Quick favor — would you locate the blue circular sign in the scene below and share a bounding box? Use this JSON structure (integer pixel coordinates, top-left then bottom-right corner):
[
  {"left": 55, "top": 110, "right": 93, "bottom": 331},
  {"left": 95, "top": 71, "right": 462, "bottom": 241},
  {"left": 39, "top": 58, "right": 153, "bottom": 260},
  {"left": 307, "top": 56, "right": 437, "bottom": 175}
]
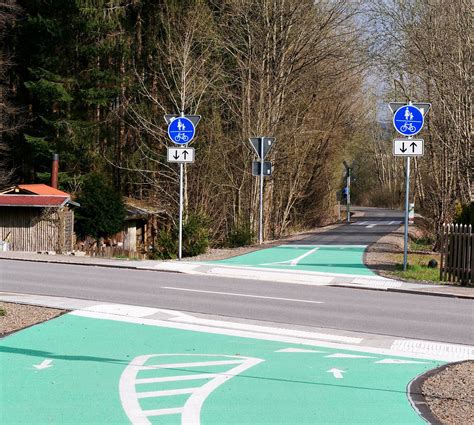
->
[
  {"left": 168, "top": 117, "right": 195, "bottom": 145},
  {"left": 393, "top": 105, "right": 424, "bottom": 136}
]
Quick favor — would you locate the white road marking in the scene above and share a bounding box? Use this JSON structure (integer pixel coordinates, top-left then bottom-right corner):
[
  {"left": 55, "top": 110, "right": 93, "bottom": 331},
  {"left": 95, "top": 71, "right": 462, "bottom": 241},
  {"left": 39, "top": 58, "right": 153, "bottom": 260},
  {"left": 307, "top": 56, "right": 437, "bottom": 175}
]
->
[
  {"left": 161, "top": 287, "right": 324, "bottom": 304},
  {"left": 71, "top": 310, "right": 473, "bottom": 362},
  {"left": 325, "top": 353, "right": 375, "bottom": 359},
  {"left": 366, "top": 224, "right": 376, "bottom": 228},
  {"left": 275, "top": 348, "right": 326, "bottom": 353},
  {"left": 135, "top": 374, "right": 219, "bottom": 385},
  {"left": 33, "top": 359, "right": 53, "bottom": 370},
  {"left": 137, "top": 388, "right": 197, "bottom": 398},
  {"left": 327, "top": 368, "right": 345, "bottom": 379},
  {"left": 375, "top": 359, "right": 430, "bottom": 364},
  {"left": 143, "top": 407, "right": 183, "bottom": 417},
  {"left": 171, "top": 317, "right": 361, "bottom": 344},
  {"left": 119, "top": 354, "right": 263, "bottom": 425},
  {"left": 390, "top": 340, "right": 474, "bottom": 359},
  {"left": 138, "top": 359, "right": 243, "bottom": 370},
  {"left": 261, "top": 247, "right": 319, "bottom": 266}
]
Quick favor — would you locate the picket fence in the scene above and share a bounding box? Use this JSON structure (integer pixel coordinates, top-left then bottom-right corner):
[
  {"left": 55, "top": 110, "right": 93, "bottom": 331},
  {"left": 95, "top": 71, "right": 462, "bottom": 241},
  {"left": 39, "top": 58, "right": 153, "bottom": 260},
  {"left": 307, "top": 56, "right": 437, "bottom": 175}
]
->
[{"left": 440, "top": 223, "right": 473, "bottom": 285}]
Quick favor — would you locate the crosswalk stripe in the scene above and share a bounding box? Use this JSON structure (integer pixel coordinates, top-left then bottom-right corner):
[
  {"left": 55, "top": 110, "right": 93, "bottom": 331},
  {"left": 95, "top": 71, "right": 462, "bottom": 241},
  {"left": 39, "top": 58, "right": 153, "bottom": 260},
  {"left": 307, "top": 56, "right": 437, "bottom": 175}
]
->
[
  {"left": 137, "top": 388, "right": 198, "bottom": 398},
  {"left": 143, "top": 407, "right": 183, "bottom": 417},
  {"left": 135, "top": 373, "right": 218, "bottom": 385}
]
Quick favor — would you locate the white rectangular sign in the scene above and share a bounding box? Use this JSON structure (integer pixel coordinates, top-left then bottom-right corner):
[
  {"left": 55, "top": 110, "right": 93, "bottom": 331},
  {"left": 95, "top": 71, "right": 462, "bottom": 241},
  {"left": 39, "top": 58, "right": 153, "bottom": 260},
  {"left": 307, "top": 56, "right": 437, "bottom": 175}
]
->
[
  {"left": 167, "top": 147, "right": 195, "bottom": 163},
  {"left": 393, "top": 139, "right": 424, "bottom": 157}
]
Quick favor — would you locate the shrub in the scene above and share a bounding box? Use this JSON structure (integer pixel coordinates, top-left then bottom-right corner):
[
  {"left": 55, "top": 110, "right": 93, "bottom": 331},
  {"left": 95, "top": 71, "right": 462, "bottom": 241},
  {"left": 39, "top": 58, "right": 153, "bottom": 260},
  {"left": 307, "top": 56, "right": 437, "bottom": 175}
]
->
[
  {"left": 454, "top": 202, "right": 474, "bottom": 226},
  {"left": 149, "top": 213, "right": 210, "bottom": 259},
  {"left": 182, "top": 213, "right": 210, "bottom": 257},
  {"left": 75, "top": 174, "right": 125, "bottom": 240},
  {"left": 227, "top": 223, "right": 253, "bottom": 247}
]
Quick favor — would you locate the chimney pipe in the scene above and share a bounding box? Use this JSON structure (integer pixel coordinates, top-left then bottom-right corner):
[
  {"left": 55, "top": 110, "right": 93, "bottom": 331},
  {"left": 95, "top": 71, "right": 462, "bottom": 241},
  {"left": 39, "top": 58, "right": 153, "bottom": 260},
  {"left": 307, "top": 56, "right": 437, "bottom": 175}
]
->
[{"left": 51, "top": 153, "right": 59, "bottom": 189}]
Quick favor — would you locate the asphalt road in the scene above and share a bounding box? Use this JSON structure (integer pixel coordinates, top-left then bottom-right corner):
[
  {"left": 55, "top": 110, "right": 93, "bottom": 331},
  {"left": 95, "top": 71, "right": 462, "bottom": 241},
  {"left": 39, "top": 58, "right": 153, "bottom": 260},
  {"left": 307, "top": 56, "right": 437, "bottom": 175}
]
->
[
  {"left": 289, "top": 206, "right": 405, "bottom": 245},
  {"left": 1, "top": 263, "right": 472, "bottom": 345},
  {"left": 0, "top": 207, "right": 472, "bottom": 345}
]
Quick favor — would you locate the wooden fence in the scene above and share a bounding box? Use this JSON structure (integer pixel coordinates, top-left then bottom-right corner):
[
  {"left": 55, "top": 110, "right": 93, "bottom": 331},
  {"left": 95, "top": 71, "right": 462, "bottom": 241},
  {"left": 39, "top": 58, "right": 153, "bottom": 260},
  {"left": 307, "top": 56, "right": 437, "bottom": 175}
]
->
[
  {"left": 83, "top": 245, "right": 146, "bottom": 260},
  {"left": 440, "top": 223, "right": 473, "bottom": 285}
]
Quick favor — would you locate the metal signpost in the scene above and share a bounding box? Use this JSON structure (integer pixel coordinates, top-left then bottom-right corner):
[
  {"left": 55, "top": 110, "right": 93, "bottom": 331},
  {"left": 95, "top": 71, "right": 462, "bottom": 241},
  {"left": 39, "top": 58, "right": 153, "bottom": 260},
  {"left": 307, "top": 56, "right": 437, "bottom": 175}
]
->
[
  {"left": 249, "top": 137, "right": 275, "bottom": 244},
  {"left": 166, "top": 113, "right": 200, "bottom": 260},
  {"left": 343, "top": 161, "right": 352, "bottom": 223},
  {"left": 390, "top": 102, "right": 430, "bottom": 271}
]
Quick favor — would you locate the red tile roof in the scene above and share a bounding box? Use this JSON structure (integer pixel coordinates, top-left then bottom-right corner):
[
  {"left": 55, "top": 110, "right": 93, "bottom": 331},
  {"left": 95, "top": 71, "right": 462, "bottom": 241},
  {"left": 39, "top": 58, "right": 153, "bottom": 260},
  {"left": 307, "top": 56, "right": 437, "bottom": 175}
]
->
[
  {"left": 0, "top": 195, "right": 69, "bottom": 207},
  {"left": 17, "top": 184, "right": 70, "bottom": 196}
]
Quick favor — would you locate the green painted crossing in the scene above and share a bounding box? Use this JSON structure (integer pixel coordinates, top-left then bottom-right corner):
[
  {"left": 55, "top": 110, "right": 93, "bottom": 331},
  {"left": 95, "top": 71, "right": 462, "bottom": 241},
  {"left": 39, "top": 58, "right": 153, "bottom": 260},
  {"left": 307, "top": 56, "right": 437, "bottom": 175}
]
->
[
  {"left": 212, "top": 245, "right": 376, "bottom": 276},
  {"left": 0, "top": 312, "right": 442, "bottom": 424}
]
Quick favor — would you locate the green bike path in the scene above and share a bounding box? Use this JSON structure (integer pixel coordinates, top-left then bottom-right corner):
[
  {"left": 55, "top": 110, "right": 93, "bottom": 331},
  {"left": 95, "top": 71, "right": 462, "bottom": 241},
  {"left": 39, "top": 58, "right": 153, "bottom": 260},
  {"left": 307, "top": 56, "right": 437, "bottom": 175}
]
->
[
  {"left": 211, "top": 245, "right": 376, "bottom": 276},
  {"left": 1, "top": 311, "right": 442, "bottom": 424}
]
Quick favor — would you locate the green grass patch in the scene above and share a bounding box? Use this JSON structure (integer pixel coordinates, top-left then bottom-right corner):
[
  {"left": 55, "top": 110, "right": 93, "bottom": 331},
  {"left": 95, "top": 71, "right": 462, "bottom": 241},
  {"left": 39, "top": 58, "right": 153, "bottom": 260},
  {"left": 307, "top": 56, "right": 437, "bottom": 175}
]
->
[
  {"left": 389, "top": 253, "right": 441, "bottom": 283},
  {"left": 0, "top": 307, "right": 6, "bottom": 316},
  {"left": 409, "top": 237, "right": 434, "bottom": 252}
]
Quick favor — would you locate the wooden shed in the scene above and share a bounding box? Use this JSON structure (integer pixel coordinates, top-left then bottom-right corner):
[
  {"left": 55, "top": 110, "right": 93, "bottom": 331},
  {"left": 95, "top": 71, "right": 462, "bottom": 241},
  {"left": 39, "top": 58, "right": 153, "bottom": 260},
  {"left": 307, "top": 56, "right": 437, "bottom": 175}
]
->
[{"left": 0, "top": 184, "right": 78, "bottom": 252}]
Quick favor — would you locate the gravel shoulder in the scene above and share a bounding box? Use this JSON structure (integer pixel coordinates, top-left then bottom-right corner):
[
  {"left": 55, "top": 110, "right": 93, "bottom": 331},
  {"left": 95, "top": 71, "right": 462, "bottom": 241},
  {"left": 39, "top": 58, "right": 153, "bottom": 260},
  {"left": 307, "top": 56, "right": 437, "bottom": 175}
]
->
[{"left": 0, "top": 301, "right": 65, "bottom": 336}]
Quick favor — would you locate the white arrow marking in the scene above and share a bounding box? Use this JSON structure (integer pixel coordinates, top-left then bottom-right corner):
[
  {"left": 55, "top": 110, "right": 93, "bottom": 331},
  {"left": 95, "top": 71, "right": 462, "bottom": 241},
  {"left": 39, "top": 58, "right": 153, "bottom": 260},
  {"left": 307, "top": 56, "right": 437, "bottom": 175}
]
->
[
  {"left": 325, "top": 353, "right": 375, "bottom": 359},
  {"left": 34, "top": 359, "right": 53, "bottom": 370},
  {"left": 375, "top": 359, "right": 429, "bottom": 364},
  {"left": 275, "top": 348, "right": 325, "bottom": 354},
  {"left": 327, "top": 368, "right": 345, "bottom": 379}
]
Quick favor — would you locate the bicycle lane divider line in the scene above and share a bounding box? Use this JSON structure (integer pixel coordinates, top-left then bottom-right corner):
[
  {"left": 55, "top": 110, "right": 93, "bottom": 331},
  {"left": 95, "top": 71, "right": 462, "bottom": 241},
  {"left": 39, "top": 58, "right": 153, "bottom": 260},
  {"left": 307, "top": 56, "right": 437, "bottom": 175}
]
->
[{"left": 260, "top": 247, "right": 320, "bottom": 266}]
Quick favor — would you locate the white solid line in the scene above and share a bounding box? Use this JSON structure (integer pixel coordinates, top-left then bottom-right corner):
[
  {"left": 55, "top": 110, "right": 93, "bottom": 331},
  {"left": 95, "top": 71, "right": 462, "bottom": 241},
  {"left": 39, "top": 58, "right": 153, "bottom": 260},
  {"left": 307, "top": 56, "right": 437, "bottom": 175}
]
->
[
  {"left": 375, "top": 359, "right": 429, "bottom": 364},
  {"left": 161, "top": 287, "right": 324, "bottom": 304},
  {"left": 144, "top": 407, "right": 183, "bottom": 417},
  {"left": 262, "top": 247, "right": 319, "bottom": 266},
  {"left": 139, "top": 360, "right": 243, "bottom": 370},
  {"left": 135, "top": 374, "right": 218, "bottom": 385},
  {"left": 325, "top": 353, "right": 375, "bottom": 359},
  {"left": 276, "top": 348, "right": 326, "bottom": 353},
  {"left": 137, "top": 388, "right": 197, "bottom": 398},
  {"left": 172, "top": 317, "right": 362, "bottom": 344},
  {"left": 72, "top": 310, "right": 473, "bottom": 362}
]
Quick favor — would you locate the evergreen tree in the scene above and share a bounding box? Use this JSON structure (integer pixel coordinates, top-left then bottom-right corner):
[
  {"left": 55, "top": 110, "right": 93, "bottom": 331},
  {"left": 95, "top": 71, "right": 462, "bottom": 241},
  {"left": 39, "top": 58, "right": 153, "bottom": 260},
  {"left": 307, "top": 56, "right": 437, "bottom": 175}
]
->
[{"left": 75, "top": 174, "right": 125, "bottom": 240}]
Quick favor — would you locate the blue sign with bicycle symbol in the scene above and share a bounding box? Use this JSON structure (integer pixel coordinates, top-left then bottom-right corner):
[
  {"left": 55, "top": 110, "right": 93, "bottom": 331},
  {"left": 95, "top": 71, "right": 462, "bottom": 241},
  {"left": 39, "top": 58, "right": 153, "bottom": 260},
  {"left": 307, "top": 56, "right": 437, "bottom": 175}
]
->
[
  {"left": 393, "top": 105, "right": 424, "bottom": 136},
  {"left": 168, "top": 117, "right": 195, "bottom": 145}
]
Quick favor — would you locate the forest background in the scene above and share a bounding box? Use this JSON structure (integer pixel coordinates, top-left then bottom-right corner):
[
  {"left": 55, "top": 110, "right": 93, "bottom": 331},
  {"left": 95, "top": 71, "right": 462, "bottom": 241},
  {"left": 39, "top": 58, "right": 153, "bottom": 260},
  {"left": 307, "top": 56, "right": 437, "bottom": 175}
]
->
[{"left": 1, "top": 0, "right": 471, "bottom": 254}]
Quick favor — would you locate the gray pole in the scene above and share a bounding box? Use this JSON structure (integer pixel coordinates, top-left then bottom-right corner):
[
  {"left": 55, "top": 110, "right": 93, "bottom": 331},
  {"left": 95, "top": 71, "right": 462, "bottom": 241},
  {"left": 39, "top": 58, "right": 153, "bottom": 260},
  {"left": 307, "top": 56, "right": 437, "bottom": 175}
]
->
[
  {"left": 259, "top": 137, "right": 264, "bottom": 244},
  {"left": 178, "top": 111, "right": 185, "bottom": 260},
  {"left": 346, "top": 168, "right": 351, "bottom": 223},
  {"left": 403, "top": 156, "right": 411, "bottom": 271}
]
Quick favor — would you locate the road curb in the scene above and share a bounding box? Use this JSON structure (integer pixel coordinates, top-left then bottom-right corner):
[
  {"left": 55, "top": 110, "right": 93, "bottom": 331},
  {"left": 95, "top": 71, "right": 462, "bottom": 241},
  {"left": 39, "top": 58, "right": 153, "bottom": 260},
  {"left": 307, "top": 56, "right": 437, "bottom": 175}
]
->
[
  {"left": 406, "top": 360, "right": 469, "bottom": 425},
  {"left": 327, "top": 284, "right": 473, "bottom": 300},
  {"left": 0, "top": 255, "right": 185, "bottom": 274}
]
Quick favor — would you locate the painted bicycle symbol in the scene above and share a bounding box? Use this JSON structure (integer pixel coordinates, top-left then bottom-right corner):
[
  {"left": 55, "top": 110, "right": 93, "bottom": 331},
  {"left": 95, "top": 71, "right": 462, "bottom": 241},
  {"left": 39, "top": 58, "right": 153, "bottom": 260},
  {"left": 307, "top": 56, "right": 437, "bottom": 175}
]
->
[
  {"left": 400, "top": 122, "right": 416, "bottom": 133},
  {"left": 174, "top": 132, "right": 189, "bottom": 142}
]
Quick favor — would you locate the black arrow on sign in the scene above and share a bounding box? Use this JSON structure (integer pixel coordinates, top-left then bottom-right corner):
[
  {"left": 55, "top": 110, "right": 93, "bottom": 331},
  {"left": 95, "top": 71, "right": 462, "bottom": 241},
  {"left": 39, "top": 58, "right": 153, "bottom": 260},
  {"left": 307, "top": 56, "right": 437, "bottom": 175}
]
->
[
  {"left": 400, "top": 142, "right": 407, "bottom": 153},
  {"left": 410, "top": 142, "right": 417, "bottom": 153},
  {"left": 183, "top": 150, "right": 188, "bottom": 159},
  {"left": 173, "top": 151, "right": 179, "bottom": 160}
]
